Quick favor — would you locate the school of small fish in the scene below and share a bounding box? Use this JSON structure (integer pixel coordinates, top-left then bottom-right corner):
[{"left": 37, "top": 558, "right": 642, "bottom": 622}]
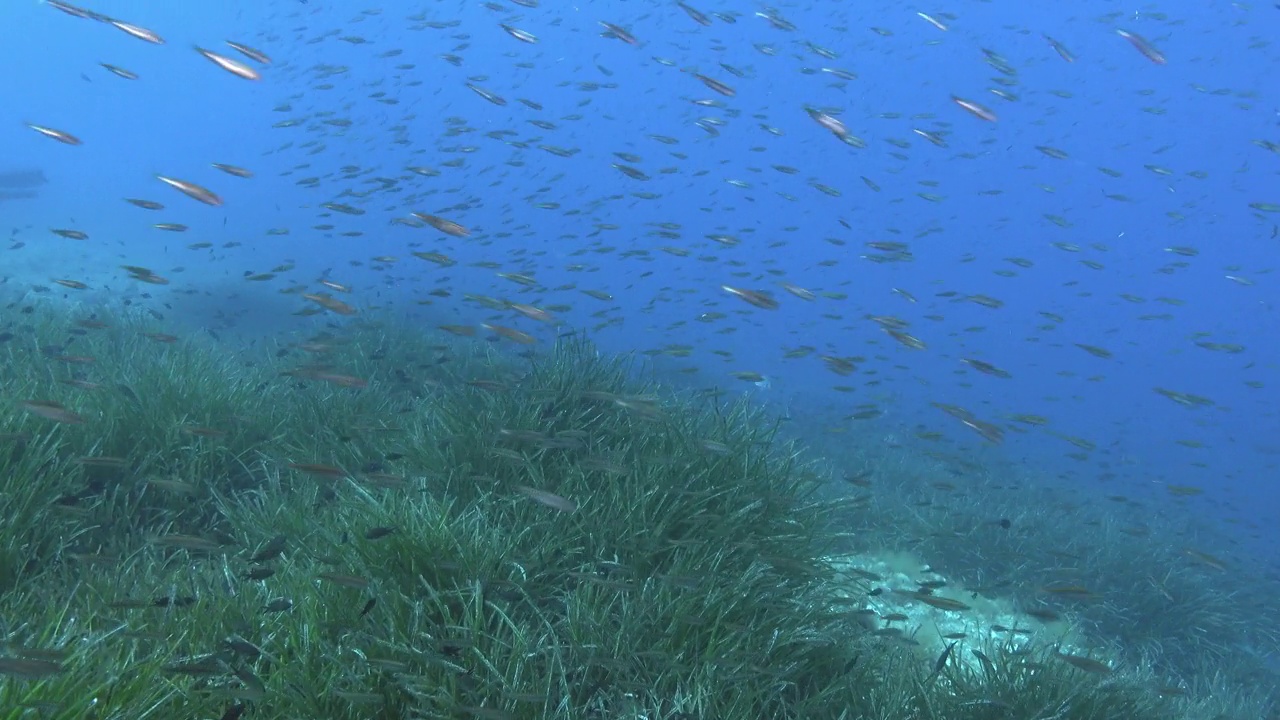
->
[{"left": 7, "top": 0, "right": 1278, "bottom": 595}]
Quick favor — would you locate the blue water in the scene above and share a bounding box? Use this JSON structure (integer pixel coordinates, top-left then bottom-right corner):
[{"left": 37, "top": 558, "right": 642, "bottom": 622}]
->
[{"left": 2, "top": 0, "right": 1277, "bottom": 578}]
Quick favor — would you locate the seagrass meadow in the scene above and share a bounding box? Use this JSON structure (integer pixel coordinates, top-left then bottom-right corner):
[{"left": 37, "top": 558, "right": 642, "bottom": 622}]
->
[{"left": 0, "top": 304, "right": 1276, "bottom": 720}]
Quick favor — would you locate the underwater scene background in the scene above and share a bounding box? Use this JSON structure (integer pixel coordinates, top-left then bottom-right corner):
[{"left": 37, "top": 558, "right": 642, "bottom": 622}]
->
[{"left": 1, "top": 1, "right": 1278, "bottom": 718}]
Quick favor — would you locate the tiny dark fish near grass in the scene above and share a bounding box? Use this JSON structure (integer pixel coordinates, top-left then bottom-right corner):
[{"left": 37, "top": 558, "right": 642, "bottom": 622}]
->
[
  {"left": 318, "top": 572, "right": 370, "bottom": 589},
  {"left": 250, "top": 534, "right": 286, "bottom": 563},
  {"left": 514, "top": 485, "right": 577, "bottom": 512},
  {"left": 928, "top": 641, "right": 957, "bottom": 681},
  {"left": 21, "top": 400, "right": 85, "bottom": 424},
  {"left": 0, "top": 656, "right": 65, "bottom": 679}
]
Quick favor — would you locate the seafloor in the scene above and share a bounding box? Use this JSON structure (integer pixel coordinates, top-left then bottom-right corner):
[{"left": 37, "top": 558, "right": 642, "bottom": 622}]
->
[{"left": 0, "top": 302, "right": 1275, "bottom": 720}]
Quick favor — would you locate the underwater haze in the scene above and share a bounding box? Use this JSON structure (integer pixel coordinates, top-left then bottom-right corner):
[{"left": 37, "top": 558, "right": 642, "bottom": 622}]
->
[{"left": 1, "top": 1, "right": 1279, "bottom": 718}]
